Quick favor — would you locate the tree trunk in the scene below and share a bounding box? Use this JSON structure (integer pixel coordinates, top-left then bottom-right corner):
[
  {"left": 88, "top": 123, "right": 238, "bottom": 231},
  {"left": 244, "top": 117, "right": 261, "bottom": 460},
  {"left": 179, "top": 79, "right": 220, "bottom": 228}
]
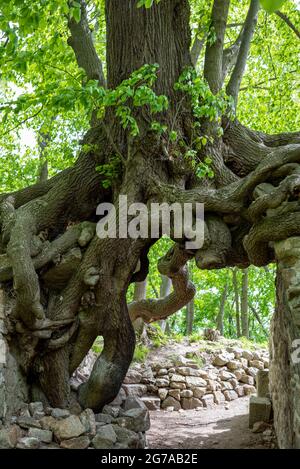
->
[
  {"left": 241, "top": 268, "right": 249, "bottom": 338},
  {"left": 0, "top": 0, "right": 193, "bottom": 414},
  {"left": 133, "top": 279, "right": 148, "bottom": 335},
  {"left": 216, "top": 281, "right": 228, "bottom": 336},
  {"left": 186, "top": 298, "right": 195, "bottom": 336},
  {"left": 232, "top": 268, "right": 241, "bottom": 337},
  {"left": 159, "top": 275, "right": 172, "bottom": 333}
]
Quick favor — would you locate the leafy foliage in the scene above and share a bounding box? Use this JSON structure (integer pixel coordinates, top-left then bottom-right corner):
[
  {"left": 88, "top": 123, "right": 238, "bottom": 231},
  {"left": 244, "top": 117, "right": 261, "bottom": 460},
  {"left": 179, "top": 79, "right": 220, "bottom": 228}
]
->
[{"left": 260, "top": 0, "right": 287, "bottom": 14}]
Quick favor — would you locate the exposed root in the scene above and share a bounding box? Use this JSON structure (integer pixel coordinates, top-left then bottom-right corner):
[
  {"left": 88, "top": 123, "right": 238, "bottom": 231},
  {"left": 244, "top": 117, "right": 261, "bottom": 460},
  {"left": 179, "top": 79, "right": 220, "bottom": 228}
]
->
[{"left": 129, "top": 243, "right": 195, "bottom": 323}]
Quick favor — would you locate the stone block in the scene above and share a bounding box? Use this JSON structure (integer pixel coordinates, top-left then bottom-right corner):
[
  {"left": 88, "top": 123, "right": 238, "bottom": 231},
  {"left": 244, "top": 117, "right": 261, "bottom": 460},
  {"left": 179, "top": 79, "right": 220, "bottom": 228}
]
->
[
  {"left": 249, "top": 396, "right": 272, "bottom": 428},
  {"left": 256, "top": 370, "right": 270, "bottom": 398}
]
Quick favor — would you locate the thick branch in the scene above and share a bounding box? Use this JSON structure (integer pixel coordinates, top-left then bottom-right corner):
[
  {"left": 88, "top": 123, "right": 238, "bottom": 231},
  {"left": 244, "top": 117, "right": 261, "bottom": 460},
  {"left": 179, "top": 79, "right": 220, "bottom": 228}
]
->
[
  {"left": 190, "top": 36, "right": 205, "bottom": 67},
  {"left": 227, "top": 0, "right": 260, "bottom": 108},
  {"left": 275, "top": 10, "right": 300, "bottom": 40},
  {"left": 222, "top": 27, "right": 244, "bottom": 81},
  {"left": 204, "top": 0, "right": 230, "bottom": 93},
  {"left": 68, "top": 0, "right": 106, "bottom": 86},
  {"left": 128, "top": 244, "right": 195, "bottom": 323}
]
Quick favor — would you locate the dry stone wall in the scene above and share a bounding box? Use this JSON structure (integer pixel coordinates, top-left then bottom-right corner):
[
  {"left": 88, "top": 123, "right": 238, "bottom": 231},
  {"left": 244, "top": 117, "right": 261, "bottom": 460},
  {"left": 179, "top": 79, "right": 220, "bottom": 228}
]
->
[
  {"left": 0, "top": 395, "right": 148, "bottom": 449},
  {"left": 122, "top": 347, "right": 269, "bottom": 411}
]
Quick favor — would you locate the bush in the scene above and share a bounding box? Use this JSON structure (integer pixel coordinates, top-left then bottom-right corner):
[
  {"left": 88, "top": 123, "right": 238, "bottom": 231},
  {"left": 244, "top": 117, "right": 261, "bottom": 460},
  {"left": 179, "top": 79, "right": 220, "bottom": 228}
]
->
[{"left": 133, "top": 344, "right": 149, "bottom": 362}]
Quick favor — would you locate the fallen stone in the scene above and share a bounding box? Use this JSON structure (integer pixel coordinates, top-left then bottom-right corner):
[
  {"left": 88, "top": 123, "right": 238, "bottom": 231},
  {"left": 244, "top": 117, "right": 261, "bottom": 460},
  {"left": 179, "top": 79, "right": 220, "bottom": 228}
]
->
[
  {"left": 213, "top": 391, "right": 225, "bottom": 404},
  {"left": 249, "top": 360, "right": 264, "bottom": 370},
  {"left": 169, "top": 382, "right": 186, "bottom": 390},
  {"left": 60, "top": 435, "right": 90, "bottom": 449},
  {"left": 233, "top": 348, "right": 243, "bottom": 359},
  {"left": 236, "top": 386, "right": 245, "bottom": 397},
  {"left": 249, "top": 396, "right": 272, "bottom": 428},
  {"left": 223, "top": 390, "right": 238, "bottom": 401},
  {"left": 156, "top": 368, "right": 168, "bottom": 376},
  {"left": 124, "top": 370, "right": 142, "bottom": 384},
  {"left": 234, "top": 369, "right": 245, "bottom": 381},
  {"left": 102, "top": 405, "right": 120, "bottom": 418},
  {"left": 186, "top": 376, "right": 207, "bottom": 388},
  {"left": 172, "top": 355, "right": 188, "bottom": 367},
  {"left": 252, "top": 421, "right": 271, "bottom": 434},
  {"left": 168, "top": 389, "right": 181, "bottom": 401},
  {"left": 180, "top": 389, "right": 193, "bottom": 398},
  {"left": 229, "top": 378, "right": 239, "bottom": 389},
  {"left": 161, "top": 396, "right": 181, "bottom": 411},
  {"left": 158, "top": 388, "right": 168, "bottom": 400},
  {"left": 0, "top": 425, "right": 22, "bottom": 449},
  {"left": 243, "top": 384, "right": 256, "bottom": 395},
  {"left": 240, "top": 375, "right": 254, "bottom": 385},
  {"left": 17, "top": 416, "right": 42, "bottom": 429},
  {"left": 118, "top": 408, "right": 150, "bottom": 432},
  {"left": 181, "top": 397, "right": 202, "bottom": 410},
  {"left": 123, "top": 396, "right": 146, "bottom": 411},
  {"left": 147, "top": 384, "right": 158, "bottom": 393},
  {"left": 112, "top": 425, "right": 139, "bottom": 448},
  {"left": 32, "top": 411, "right": 45, "bottom": 420},
  {"left": 17, "top": 437, "right": 40, "bottom": 449},
  {"left": 28, "top": 428, "right": 53, "bottom": 443},
  {"left": 122, "top": 384, "right": 147, "bottom": 397},
  {"left": 51, "top": 408, "right": 70, "bottom": 419},
  {"left": 95, "top": 413, "right": 112, "bottom": 424},
  {"left": 192, "top": 387, "right": 206, "bottom": 399},
  {"left": 176, "top": 367, "right": 207, "bottom": 378},
  {"left": 53, "top": 415, "right": 86, "bottom": 440},
  {"left": 252, "top": 351, "right": 262, "bottom": 360},
  {"left": 92, "top": 425, "right": 117, "bottom": 449},
  {"left": 212, "top": 353, "right": 233, "bottom": 367},
  {"left": 80, "top": 408, "right": 96, "bottom": 436},
  {"left": 155, "top": 378, "right": 170, "bottom": 387},
  {"left": 29, "top": 402, "right": 44, "bottom": 416},
  {"left": 141, "top": 396, "right": 160, "bottom": 411},
  {"left": 40, "top": 416, "right": 57, "bottom": 431},
  {"left": 201, "top": 394, "right": 215, "bottom": 407},
  {"left": 242, "top": 350, "right": 253, "bottom": 361},
  {"left": 246, "top": 367, "right": 258, "bottom": 378},
  {"left": 221, "top": 381, "right": 233, "bottom": 390},
  {"left": 219, "top": 370, "right": 235, "bottom": 381},
  {"left": 169, "top": 374, "right": 186, "bottom": 383},
  {"left": 227, "top": 360, "right": 240, "bottom": 371}
]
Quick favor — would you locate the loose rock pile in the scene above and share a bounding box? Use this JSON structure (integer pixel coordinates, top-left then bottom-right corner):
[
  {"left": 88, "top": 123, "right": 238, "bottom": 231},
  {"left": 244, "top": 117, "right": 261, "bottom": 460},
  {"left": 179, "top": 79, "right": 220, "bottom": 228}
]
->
[
  {"left": 122, "top": 347, "right": 269, "bottom": 412},
  {"left": 0, "top": 396, "right": 149, "bottom": 449}
]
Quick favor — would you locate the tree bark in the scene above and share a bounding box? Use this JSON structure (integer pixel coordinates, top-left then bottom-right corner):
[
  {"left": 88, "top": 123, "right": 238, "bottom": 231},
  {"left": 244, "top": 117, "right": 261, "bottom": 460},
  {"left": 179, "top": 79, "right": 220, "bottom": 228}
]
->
[
  {"left": 186, "top": 298, "right": 195, "bottom": 336},
  {"left": 232, "top": 268, "right": 241, "bottom": 337},
  {"left": 241, "top": 268, "right": 249, "bottom": 338},
  {"left": 216, "top": 281, "right": 228, "bottom": 336},
  {"left": 133, "top": 279, "right": 148, "bottom": 335},
  {"left": 159, "top": 275, "right": 172, "bottom": 333}
]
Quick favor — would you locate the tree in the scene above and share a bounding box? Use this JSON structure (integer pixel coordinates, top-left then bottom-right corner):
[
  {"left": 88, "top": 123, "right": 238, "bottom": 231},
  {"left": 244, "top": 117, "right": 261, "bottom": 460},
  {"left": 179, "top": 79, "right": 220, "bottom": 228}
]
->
[
  {"left": 216, "top": 280, "right": 228, "bottom": 335},
  {"left": 241, "top": 268, "right": 249, "bottom": 338},
  {"left": 232, "top": 268, "right": 241, "bottom": 337},
  {"left": 0, "top": 0, "right": 300, "bottom": 444}
]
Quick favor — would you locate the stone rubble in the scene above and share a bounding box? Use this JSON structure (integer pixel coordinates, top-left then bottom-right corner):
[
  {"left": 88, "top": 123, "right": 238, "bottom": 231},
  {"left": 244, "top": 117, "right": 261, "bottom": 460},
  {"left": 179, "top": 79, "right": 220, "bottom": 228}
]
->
[
  {"left": 0, "top": 395, "right": 148, "bottom": 449},
  {"left": 122, "top": 346, "right": 269, "bottom": 412}
]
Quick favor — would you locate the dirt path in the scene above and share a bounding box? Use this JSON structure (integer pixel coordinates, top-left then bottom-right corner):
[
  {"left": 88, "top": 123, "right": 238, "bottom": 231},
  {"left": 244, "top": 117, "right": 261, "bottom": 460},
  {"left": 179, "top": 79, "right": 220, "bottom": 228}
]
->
[{"left": 147, "top": 397, "right": 267, "bottom": 449}]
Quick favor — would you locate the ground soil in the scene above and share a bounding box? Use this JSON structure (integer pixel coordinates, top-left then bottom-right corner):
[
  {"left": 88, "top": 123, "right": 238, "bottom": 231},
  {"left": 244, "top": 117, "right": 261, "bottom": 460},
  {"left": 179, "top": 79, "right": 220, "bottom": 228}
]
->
[{"left": 147, "top": 396, "right": 268, "bottom": 449}]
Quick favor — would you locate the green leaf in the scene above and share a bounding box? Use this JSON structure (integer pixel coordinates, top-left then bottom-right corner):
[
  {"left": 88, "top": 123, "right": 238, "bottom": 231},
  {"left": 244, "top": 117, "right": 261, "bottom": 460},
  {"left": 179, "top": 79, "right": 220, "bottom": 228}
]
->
[
  {"left": 169, "top": 130, "right": 178, "bottom": 142},
  {"left": 259, "top": 0, "right": 287, "bottom": 14}
]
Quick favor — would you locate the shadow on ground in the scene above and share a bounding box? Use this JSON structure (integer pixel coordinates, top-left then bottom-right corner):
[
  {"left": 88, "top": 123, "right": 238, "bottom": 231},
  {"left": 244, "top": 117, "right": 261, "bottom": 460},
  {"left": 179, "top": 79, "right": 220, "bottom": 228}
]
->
[{"left": 147, "top": 396, "right": 266, "bottom": 449}]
